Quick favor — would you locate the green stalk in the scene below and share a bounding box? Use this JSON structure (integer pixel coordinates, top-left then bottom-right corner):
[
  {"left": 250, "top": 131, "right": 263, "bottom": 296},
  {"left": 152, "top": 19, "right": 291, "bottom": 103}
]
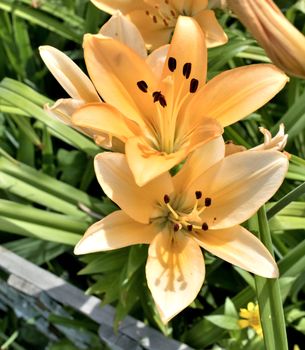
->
[{"left": 255, "top": 206, "right": 288, "bottom": 350}]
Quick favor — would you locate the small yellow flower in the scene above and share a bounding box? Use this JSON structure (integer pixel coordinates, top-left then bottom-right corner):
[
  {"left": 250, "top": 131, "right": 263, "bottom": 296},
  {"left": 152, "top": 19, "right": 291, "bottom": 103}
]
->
[
  {"left": 227, "top": 0, "right": 305, "bottom": 79},
  {"left": 238, "top": 302, "right": 262, "bottom": 337},
  {"left": 91, "top": 0, "right": 228, "bottom": 50},
  {"left": 74, "top": 137, "right": 288, "bottom": 323}
]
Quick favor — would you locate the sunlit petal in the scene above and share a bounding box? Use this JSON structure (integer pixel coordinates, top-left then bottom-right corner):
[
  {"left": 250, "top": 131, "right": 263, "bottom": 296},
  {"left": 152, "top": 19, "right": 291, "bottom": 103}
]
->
[
  {"left": 194, "top": 10, "right": 228, "bottom": 48},
  {"left": 99, "top": 11, "right": 147, "bottom": 58},
  {"left": 186, "top": 64, "right": 288, "bottom": 128},
  {"left": 173, "top": 136, "right": 225, "bottom": 192},
  {"left": 74, "top": 210, "right": 157, "bottom": 254},
  {"left": 187, "top": 150, "right": 288, "bottom": 229},
  {"left": 39, "top": 46, "right": 100, "bottom": 102},
  {"left": 83, "top": 33, "right": 157, "bottom": 127},
  {"left": 128, "top": 9, "right": 173, "bottom": 50},
  {"left": 90, "top": 0, "right": 145, "bottom": 14},
  {"left": 94, "top": 152, "right": 173, "bottom": 224},
  {"left": 125, "top": 136, "right": 188, "bottom": 187},
  {"left": 72, "top": 103, "right": 141, "bottom": 143},
  {"left": 44, "top": 98, "right": 84, "bottom": 126},
  {"left": 193, "top": 225, "right": 278, "bottom": 278},
  {"left": 146, "top": 231, "right": 205, "bottom": 323},
  {"left": 146, "top": 44, "right": 169, "bottom": 81}
]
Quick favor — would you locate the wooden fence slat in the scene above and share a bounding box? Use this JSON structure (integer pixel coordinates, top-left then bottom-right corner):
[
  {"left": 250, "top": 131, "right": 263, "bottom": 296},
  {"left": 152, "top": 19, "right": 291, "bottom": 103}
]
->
[{"left": 0, "top": 246, "right": 192, "bottom": 350}]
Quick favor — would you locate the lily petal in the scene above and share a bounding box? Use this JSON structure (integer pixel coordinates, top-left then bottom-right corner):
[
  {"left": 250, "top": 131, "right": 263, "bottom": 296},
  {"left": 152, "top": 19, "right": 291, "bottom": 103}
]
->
[
  {"left": 193, "top": 225, "right": 278, "bottom": 278},
  {"left": 72, "top": 103, "right": 141, "bottom": 143},
  {"left": 99, "top": 11, "right": 147, "bottom": 58},
  {"left": 169, "top": 0, "right": 208, "bottom": 15},
  {"left": 128, "top": 9, "right": 173, "bottom": 50},
  {"left": 74, "top": 210, "right": 156, "bottom": 254},
  {"left": 39, "top": 46, "right": 100, "bottom": 102},
  {"left": 83, "top": 33, "right": 157, "bottom": 127},
  {"left": 194, "top": 9, "right": 228, "bottom": 48},
  {"left": 94, "top": 152, "right": 173, "bottom": 224},
  {"left": 161, "top": 16, "right": 207, "bottom": 97},
  {"left": 125, "top": 136, "right": 188, "bottom": 187},
  {"left": 186, "top": 64, "right": 288, "bottom": 128},
  {"left": 44, "top": 98, "right": 84, "bottom": 126},
  {"left": 187, "top": 150, "right": 288, "bottom": 229},
  {"left": 90, "top": 0, "right": 145, "bottom": 14},
  {"left": 146, "top": 231, "right": 205, "bottom": 323},
  {"left": 174, "top": 136, "right": 225, "bottom": 192},
  {"left": 146, "top": 44, "right": 169, "bottom": 81}
]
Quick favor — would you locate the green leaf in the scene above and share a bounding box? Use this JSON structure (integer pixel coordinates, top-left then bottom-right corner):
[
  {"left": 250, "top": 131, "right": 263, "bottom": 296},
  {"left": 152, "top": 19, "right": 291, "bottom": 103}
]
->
[{"left": 205, "top": 315, "right": 240, "bottom": 331}]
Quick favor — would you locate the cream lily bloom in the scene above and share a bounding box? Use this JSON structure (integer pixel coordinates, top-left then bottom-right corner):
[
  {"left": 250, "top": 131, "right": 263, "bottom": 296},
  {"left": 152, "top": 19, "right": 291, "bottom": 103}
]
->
[
  {"left": 227, "top": 0, "right": 305, "bottom": 79},
  {"left": 74, "top": 137, "right": 288, "bottom": 323},
  {"left": 91, "top": 0, "right": 228, "bottom": 49},
  {"left": 72, "top": 16, "right": 288, "bottom": 186}
]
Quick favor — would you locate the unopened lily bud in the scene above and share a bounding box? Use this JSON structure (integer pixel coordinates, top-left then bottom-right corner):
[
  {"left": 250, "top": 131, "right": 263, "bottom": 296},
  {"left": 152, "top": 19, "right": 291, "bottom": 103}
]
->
[{"left": 227, "top": 0, "right": 305, "bottom": 79}]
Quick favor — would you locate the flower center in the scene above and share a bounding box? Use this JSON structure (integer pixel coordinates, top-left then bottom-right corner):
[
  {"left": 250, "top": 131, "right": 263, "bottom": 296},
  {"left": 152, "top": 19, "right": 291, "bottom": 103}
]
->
[
  {"left": 136, "top": 56, "right": 199, "bottom": 154},
  {"left": 159, "top": 191, "right": 212, "bottom": 233},
  {"left": 145, "top": 0, "right": 178, "bottom": 28}
]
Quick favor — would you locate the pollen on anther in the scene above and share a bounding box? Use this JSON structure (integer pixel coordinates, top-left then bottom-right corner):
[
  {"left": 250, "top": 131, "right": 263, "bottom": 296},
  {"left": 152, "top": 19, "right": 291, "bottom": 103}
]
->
[
  {"left": 164, "top": 194, "right": 170, "bottom": 204},
  {"left": 183, "top": 63, "right": 192, "bottom": 79},
  {"left": 205, "top": 197, "right": 212, "bottom": 207},
  {"left": 168, "top": 57, "right": 177, "bottom": 72},
  {"left": 190, "top": 78, "right": 199, "bottom": 93},
  {"left": 137, "top": 80, "right": 148, "bottom": 93},
  {"left": 187, "top": 224, "right": 193, "bottom": 232},
  {"left": 174, "top": 223, "right": 180, "bottom": 232},
  {"left": 195, "top": 191, "right": 202, "bottom": 199},
  {"left": 202, "top": 223, "right": 209, "bottom": 231}
]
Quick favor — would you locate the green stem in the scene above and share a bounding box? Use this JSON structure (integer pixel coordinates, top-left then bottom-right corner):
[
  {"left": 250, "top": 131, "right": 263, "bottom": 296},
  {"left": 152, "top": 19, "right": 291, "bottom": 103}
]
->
[{"left": 255, "top": 206, "right": 288, "bottom": 350}]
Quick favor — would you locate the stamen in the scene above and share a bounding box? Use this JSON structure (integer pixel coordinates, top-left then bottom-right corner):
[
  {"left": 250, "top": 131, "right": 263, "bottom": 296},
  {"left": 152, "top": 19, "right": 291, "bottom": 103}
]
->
[
  {"left": 183, "top": 63, "right": 192, "bottom": 79},
  {"left": 190, "top": 78, "right": 199, "bottom": 93},
  {"left": 164, "top": 194, "right": 170, "bottom": 204},
  {"left": 202, "top": 223, "right": 209, "bottom": 231},
  {"left": 168, "top": 57, "right": 177, "bottom": 72},
  {"left": 152, "top": 91, "right": 167, "bottom": 108},
  {"left": 205, "top": 197, "right": 212, "bottom": 207},
  {"left": 174, "top": 223, "right": 180, "bottom": 232},
  {"left": 195, "top": 191, "right": 202, "bottom": 199},
  {"left": 137, "top": 80, "right": 148, "bottom": 93},
  {"left": 153, "top": 15, "right": 157, "bottom": 23},
  {"left": 187, "top": 224, "right": 193, "bottom": 231}
]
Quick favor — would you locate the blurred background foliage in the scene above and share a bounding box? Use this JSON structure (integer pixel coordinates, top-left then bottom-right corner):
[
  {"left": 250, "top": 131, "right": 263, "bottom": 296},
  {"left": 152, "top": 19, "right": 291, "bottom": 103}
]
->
[{"left": 0, "top": 0, "right": 304, "bottom": 349}]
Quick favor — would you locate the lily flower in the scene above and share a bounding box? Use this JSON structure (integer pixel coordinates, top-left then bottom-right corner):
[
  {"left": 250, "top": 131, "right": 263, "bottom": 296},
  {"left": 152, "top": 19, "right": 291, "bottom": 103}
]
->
[
  {"left": 239, "top": 302, "right": 262, "bottom": 337},
  {"left": 91, "top": 0, "right": 228, "bottom": 50},
  {"left": 72, "top": 16, "right": 288, "bottom": 186},
  {"left": 227, "top": 0, "right": 305, "bottom": 79},
  {"left": 74, "top": 137, "right": 288, "bottom": 323}
]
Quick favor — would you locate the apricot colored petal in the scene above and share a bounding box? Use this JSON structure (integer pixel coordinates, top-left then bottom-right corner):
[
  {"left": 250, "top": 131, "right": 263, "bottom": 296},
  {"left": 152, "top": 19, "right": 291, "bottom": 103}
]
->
[
  {"left": 72, "top": 103, "right": 141, "bottom": 143},
  {"left": 169, "top": 0, "right": 208, "bottom": 14},
  {"left": 74, "top": 210, "right": 156, "bottom": 254},
  {"left": 146, "top": 44, "right": 169, "bottom": 81},
  {"left": 161, "top": 16, "right": 207, "bottom": 96},
  {"left": 90, "top": 0, "right": 145, "bottom": 14},
  {"left": 125, "top": 136, "right": 187, "bottom": 187},
  {"left": 187, "top": 150, "right": 288, "bottom": 229},
  {"left": 128, "top": 9, "right": 173, "bottom": 50},
  {"left": 173, "top": 136, "right": 225, "bottom": 192},
  {"left": 194, "top": 10, "right": 228, "bottom": 48},
  {"left": 193, "top": 225, "right": 278, "bottom": 278},
  {"left": 39, "top": 46, "right": 100, "bottom": 102},
  {"left": 83, "top": 34, "right": 157, "bottom": 127},
  {"left": 186, "top": 64, "right": 288, "bottom": 128},
  {"left": 44, "top": 98, "right": 84, "bottom": 126},
  {"left": 94, "top": 152, "right": 173, "bottom": 224},
  {"left": 146, "top": 231, "right": 205, "bottom": 323},
  {"left": 99, "top": 11, "right": 147, "bottom": 58}
]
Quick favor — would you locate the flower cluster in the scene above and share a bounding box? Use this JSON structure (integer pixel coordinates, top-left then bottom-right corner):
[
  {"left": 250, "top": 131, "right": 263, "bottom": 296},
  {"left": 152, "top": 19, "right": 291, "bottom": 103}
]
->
[{"left": 40, "top": 1, "right": 292, "bottom": 324}]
